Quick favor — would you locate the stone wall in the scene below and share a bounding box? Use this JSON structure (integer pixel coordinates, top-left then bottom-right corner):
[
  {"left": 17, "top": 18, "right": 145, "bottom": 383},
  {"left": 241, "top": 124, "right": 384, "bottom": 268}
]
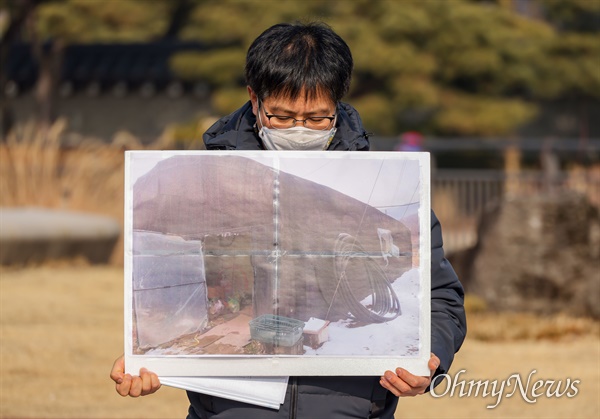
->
[{"left": 462, "top": 191, "right": 600, "bottom": 318}]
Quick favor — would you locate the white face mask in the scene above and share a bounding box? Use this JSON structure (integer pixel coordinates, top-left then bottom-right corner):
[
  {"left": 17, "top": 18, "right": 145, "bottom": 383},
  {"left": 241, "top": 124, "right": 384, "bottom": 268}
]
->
[{"left": 259, "top": 126, "right": 337, "bottom": 151}]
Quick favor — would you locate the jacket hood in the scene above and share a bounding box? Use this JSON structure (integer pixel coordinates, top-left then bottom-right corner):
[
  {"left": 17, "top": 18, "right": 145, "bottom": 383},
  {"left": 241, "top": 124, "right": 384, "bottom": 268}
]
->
[{"left": 202, "top": 101, "right": 370, "bottom": 151}]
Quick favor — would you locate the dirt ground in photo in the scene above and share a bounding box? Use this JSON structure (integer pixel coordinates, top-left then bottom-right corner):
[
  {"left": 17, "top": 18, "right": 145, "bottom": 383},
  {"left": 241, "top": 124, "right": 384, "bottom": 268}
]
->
[{"left": 1, "top": 265, "right": 598, "bottom": 419}]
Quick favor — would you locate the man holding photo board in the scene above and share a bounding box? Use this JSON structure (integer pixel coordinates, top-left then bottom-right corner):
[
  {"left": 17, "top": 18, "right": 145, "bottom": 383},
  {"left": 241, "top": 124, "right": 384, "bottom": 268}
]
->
[{"left": 111, "top": 21, "right": 466, "bottom": 418}]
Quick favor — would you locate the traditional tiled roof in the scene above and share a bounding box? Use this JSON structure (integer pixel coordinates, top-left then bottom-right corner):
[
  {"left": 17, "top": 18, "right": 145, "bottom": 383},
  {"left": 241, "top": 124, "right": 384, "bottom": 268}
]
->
[{"left": 4, "top": 40, "right": 209, "bottom": 96}]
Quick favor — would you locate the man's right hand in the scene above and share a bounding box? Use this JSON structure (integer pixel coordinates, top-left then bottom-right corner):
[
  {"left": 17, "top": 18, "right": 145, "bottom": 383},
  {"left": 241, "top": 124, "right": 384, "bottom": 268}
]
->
[{"left": 110, "top": 354, "right": 161, "bottom": 397}]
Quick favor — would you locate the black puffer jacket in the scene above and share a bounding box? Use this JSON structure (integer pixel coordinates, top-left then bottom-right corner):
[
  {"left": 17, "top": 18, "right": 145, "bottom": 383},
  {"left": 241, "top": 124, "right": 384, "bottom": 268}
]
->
[{"left": 187, "top": 102, "right": 467, "bottom": 419}]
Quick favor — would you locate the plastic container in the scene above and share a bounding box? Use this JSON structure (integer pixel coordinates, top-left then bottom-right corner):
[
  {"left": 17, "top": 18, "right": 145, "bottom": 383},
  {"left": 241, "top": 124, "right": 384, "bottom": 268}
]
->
[{"left": 249, "top": 314, "right": 305, "bottom": 347}]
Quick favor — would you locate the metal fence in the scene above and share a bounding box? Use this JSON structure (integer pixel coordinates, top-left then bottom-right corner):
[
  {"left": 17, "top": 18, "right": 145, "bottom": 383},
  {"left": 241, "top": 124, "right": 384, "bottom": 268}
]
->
[{"left": 431, "top": 168, "right": 600, "bottom": 254}]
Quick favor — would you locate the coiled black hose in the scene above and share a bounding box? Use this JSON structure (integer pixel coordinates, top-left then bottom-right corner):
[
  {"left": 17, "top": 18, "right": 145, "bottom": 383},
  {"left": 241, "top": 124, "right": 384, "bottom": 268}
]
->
[{"left": 332, "top": 233, "right": 401, "bottom": 323}]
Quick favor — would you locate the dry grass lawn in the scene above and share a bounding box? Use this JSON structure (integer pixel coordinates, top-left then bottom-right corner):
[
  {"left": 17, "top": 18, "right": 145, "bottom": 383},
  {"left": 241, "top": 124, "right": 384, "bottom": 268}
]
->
[{"left": 1, "top": 265, "right": 598, "bottom": 419}]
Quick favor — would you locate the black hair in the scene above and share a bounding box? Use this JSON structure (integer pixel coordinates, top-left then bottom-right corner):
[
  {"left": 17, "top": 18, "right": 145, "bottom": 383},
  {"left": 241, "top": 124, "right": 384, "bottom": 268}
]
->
[{"left": 245, "top": 21, "right": 353, "bottom": 104}]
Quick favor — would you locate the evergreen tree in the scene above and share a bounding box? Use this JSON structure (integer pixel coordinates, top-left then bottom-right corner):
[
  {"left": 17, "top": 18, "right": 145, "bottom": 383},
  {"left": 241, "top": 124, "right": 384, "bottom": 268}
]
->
[{"left": 5, "top": 0, "right": 598, "bottom": 138}]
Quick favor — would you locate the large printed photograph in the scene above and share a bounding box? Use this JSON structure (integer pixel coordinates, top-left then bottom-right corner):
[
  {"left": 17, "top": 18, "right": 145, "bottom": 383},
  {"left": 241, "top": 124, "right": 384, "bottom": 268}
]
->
[{"left": 125, "top": 151, "right": 431, "bottom": 376}]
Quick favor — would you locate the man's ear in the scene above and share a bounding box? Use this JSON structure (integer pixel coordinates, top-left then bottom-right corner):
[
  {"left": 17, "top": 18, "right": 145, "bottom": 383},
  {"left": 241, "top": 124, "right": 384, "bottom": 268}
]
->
[{"left": 247, "top": 86, "right": 258, "bottom": 116}]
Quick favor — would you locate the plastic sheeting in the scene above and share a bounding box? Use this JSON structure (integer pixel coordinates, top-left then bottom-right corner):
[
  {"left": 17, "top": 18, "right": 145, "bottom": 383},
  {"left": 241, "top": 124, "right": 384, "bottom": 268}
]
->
[{"left": 132, "top": 230, "right": 208, "bottom": 349}]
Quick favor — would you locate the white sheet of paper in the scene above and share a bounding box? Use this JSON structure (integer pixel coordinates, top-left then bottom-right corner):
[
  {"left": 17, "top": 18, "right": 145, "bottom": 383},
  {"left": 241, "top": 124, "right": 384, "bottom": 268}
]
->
[{"left": 160, "top": 376, "right": 289, "bottom": 410}]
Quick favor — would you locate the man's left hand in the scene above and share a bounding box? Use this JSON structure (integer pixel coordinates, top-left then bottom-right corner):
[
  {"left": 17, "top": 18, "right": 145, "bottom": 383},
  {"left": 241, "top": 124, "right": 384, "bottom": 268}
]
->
[{"left": 379, "top": 353, "right": 440, "bottom": 397}]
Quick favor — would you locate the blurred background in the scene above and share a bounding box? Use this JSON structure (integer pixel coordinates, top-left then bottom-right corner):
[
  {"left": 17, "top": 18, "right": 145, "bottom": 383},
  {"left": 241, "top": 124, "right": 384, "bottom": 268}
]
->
[{"left": 1, "top": 0, "right": 598, "bottom": 418}]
